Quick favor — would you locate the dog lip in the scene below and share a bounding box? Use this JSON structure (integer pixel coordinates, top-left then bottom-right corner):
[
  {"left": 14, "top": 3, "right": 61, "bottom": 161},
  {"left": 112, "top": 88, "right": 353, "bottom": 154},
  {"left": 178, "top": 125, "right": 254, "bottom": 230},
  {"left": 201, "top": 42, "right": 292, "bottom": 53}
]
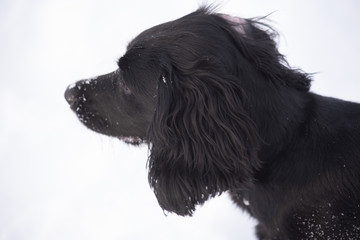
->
[{"left": 118, "top": 136, "right": 146, "bottom": 145}]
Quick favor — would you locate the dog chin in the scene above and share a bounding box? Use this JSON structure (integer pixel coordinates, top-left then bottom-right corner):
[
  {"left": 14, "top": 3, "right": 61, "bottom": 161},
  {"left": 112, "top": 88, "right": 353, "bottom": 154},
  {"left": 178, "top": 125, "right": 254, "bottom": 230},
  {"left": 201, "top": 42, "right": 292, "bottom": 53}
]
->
[{"left": 118, "top": 136, "right": 146, "bottom": 145}]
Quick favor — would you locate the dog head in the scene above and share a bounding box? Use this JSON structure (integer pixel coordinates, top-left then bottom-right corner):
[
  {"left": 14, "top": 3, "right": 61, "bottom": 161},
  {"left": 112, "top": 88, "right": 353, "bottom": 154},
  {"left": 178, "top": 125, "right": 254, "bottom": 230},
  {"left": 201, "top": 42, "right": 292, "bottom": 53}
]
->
[
  {"left": 65, "top": 7, "right": 310, "bottom": 216},
  {"left": 64, "top": 65, "right": 157, "bottom": 145}
]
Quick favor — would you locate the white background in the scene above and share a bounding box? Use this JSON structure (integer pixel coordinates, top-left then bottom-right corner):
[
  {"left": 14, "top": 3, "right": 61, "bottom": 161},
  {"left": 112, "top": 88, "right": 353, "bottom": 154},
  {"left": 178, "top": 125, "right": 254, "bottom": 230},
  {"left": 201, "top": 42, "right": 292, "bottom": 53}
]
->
[{"left": 0, "top": 0, "right": 359, "bottom": 239}]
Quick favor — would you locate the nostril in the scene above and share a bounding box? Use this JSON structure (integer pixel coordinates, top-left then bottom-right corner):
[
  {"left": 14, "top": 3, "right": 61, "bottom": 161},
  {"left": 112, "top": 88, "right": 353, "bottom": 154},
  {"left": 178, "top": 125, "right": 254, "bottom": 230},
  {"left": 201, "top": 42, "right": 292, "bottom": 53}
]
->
[{"left": 64, "top": 84, "right": 77, "bottom": 105}]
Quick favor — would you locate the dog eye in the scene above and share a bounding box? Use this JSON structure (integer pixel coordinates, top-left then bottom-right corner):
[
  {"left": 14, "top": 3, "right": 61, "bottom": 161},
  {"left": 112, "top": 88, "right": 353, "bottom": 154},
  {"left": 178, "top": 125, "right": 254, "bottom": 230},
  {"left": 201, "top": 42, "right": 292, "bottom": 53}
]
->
[
  {"left": 123, "top": 85, "right": 131, "bottom": 95},
  {"left": 118, "top": 80, "right": 131, "bottom": 95}
]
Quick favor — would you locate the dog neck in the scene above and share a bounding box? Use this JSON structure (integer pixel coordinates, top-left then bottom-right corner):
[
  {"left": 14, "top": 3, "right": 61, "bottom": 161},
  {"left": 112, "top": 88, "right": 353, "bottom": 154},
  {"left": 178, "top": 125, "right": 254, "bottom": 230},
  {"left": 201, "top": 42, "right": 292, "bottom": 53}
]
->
[{"left": 246, "top": 82, "right": 311, "bottom": 160}]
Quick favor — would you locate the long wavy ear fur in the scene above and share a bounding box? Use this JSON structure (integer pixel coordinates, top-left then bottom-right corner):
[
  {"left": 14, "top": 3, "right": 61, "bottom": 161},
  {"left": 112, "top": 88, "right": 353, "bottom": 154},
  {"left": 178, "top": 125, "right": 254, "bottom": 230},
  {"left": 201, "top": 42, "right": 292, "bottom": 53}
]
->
[{"left": 147, "top": 59, "right": 261, "bottom": 216}]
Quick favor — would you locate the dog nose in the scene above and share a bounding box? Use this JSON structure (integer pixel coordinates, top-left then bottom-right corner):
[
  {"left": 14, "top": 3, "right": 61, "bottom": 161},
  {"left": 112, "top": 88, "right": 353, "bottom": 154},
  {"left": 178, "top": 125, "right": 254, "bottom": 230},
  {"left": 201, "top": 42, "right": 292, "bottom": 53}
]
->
[{"left": 64, "top": 83, "right": 77, "bottom": 105}]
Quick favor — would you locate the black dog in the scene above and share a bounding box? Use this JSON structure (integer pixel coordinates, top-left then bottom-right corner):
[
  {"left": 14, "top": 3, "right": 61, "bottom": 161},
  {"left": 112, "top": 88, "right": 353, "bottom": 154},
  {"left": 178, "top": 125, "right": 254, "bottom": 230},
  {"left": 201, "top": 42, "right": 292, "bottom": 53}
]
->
[{"left": 65, "top": 7, "right": 360, "bottom": 239}]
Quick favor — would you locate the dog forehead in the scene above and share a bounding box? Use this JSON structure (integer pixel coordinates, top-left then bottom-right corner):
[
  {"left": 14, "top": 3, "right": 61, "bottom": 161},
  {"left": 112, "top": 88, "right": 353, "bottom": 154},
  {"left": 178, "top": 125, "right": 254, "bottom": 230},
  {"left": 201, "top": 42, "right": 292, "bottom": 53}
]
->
[
  {"left": 127, "top": 21, "right": 172, "bottom": 50},
  {"left": 126, "top": 11, "right": 250, "bottom": 53}
]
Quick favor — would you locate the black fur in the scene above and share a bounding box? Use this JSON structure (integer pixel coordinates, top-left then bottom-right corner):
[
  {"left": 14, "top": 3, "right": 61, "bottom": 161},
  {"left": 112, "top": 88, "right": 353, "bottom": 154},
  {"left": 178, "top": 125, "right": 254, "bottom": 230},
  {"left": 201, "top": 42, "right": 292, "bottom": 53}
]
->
[{"left": 65, "top": 7, "right": 360, "bottom": 239}]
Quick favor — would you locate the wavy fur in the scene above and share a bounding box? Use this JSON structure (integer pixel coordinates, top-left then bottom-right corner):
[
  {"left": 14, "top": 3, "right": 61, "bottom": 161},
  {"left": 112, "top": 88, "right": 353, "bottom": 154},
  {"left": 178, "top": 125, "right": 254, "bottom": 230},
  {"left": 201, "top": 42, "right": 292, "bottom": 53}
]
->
[{"left": 65, "top": 7, "right": 360, "bottom": 239}]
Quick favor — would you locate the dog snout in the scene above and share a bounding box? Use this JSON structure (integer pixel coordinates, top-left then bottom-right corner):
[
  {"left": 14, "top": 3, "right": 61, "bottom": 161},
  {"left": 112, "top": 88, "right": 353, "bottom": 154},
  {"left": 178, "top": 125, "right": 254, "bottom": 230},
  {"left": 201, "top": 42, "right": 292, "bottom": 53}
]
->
[
  {"left": 64, "top": 79, "right": 91, "bottom": 108},
  {"left": 64, "top": 72, "right": 115, "bottom": 108}
]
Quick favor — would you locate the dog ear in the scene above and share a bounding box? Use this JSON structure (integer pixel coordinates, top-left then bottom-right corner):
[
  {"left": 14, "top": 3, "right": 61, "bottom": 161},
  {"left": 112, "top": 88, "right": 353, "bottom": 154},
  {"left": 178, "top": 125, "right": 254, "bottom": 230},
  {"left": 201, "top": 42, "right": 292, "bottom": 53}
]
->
[{"left": 147, "top": 59, "right": 261, "bottom": 216}]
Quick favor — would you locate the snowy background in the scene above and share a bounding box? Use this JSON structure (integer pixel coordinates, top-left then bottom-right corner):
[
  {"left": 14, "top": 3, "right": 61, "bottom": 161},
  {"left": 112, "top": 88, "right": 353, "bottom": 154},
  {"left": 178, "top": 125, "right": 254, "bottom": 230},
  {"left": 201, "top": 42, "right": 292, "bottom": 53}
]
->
[{"left": 0, "top": 0, "right": 359, "bottom": 239}]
